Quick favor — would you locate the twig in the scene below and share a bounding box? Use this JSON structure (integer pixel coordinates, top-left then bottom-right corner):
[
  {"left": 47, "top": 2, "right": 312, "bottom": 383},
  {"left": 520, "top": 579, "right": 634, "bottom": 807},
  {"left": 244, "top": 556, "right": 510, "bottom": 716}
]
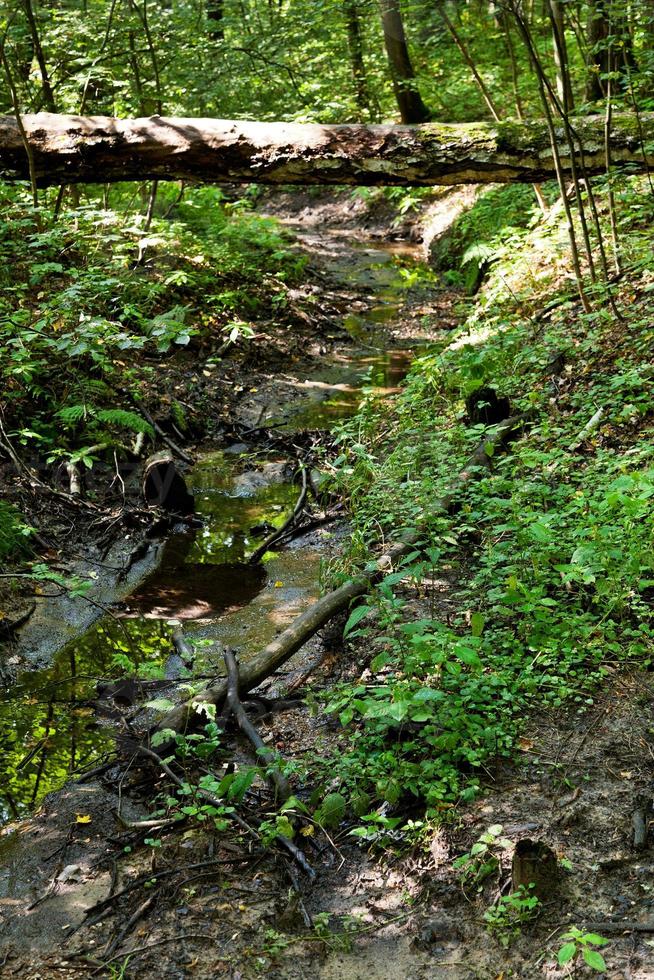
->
[
  {"left": 568, "top": 407, "right": 603, "bottom": 451},
  {"left": 248, "top": 467, "right": 308, "bottom": 564},
  {"left": 136, "top": 743, "right": 314, "bottom": 879},
  {"left": 132, "top": 398, "right": 195, "bottom": 465},
  {"left": 102, "top": 894, "right": 157, "bottom": 960}
]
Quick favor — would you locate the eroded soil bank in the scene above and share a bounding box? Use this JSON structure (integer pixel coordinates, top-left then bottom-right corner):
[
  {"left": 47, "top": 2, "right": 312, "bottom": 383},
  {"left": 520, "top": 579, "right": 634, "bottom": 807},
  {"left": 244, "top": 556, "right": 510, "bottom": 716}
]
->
[{"left": 2, "top": 192, "right": 654, "bottom": 980}]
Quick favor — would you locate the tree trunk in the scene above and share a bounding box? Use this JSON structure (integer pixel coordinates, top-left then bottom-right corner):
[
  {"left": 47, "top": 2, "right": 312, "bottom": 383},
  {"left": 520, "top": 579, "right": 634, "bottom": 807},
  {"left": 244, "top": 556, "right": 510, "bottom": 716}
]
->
[
  {"left": 550, "top": 0, "right": 574, "bottom": 112},
  {"left": 207, "top": 0, "right": 225, "bottom": 38},
  {"left": 20, "top": 0, "right": 56, "bottom": 112},
  {"left": 0, "top": 112, "right": 652, "bottom": 188},
  {"left": 585, "top": 0, "right": 636, "bottom": 102},
  {"left": 344, "top": 0, "right": 372, "bottom": 117},
  {"left": 379, "top": 0, "right": 431, "bottom": 123}
]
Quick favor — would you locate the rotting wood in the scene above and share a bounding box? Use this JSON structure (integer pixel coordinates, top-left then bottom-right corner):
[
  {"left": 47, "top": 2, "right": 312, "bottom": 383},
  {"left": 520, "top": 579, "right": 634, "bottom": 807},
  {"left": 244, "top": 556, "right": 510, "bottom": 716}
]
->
[
  {"left": 157, "top": 412, "right": 533, "bottom": 736},
  {"left": 142, "top": 451, "right": 195, "bottom": 513},
  {"left": 511, "top": 839, "right": 558, "bottom": 899},
  {"left": 0, "top": 113, "right": 652, "bottom": 187},
  {"left": 632, "top": 798, "right": 649, "bottom": 851}
]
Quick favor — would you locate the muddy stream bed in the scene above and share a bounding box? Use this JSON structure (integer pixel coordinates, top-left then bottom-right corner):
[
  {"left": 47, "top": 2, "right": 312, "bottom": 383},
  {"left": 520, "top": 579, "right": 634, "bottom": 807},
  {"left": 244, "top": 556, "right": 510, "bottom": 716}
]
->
[{"left": 0, "top": 231, "right": 426, "bottom": 828}]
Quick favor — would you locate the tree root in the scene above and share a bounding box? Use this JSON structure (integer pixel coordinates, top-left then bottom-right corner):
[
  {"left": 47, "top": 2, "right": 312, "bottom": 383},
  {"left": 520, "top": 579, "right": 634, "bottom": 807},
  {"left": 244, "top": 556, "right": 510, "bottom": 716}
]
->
[{"left": 223, "top": 648, "right": 290, "bottom": 802}]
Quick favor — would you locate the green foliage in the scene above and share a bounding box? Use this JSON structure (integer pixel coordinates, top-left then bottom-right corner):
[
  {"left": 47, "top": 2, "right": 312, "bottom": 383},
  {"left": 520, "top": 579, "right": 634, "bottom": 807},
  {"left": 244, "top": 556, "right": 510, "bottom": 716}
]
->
[
  {"left": 556, "top": 927, "right": 611, "bottom": 973},
  {"left": 452, "top": 824, "right": 512, "bottom": 891},
  {"left": 0, "top": 502, "right": 32, "bottom": 562},
  {"left": 0, "top": 183, "right": 301, "bottom": 463},
  {"left": 311, "top": 170, "right": 654, "bottom": 827},
  {"left": 430, "top": 185, "right": 553, "bottom": 290},
  {"left": 484, "top": 886, "right": 541, "bottom": 948}
]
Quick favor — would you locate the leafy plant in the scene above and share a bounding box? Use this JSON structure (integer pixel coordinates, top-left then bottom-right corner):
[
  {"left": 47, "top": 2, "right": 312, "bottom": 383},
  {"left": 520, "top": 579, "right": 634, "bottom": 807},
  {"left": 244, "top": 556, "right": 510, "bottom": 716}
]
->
[
  {"left": 556, "top": 927, "right": 610, "bottom": 973},
  {"left": 483, "top": 885, "right": 540, "bottom": 948},
  {"left": 452, "top": 824, "right": 513, "bottom": 890}
]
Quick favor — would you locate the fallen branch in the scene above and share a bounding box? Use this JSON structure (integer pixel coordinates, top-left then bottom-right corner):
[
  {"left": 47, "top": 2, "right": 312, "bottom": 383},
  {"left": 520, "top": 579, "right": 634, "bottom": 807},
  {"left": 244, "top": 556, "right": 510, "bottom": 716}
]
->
[
  {"left": 568, "top": 406, "right": 604, "bottom": 451},
  {"left": 172, "top": 627, "right": 195, "bottom": 666},
  {"left": 223, "top": 648, "right": 290, "bottom": 802},
  {"left": 157, "top": 413, "right": 532, "bottom": 735},
  {"left": 132, "top": 398, "right": 195, "bottom": 465},
  {"left": 583, "top": 920, "right": 654, "bottom": 934},
  {"left": 136, "top": 744, "right": 314, "bottom": 878}
]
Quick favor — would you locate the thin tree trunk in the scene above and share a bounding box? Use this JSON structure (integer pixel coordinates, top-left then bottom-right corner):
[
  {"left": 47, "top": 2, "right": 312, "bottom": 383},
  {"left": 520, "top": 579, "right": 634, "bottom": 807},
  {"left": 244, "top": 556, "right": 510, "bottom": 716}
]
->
[
  {"left": 20, "top": 0, "right": 56, "bottom": 111},
  {"left": 436, "top": 1, "right": 500, "bottom": 120},
  {"left": 500, "top": 10, "right": 525, "bottom": 120},
  {"left": 344, "top": 0, "right": 372, "bottom": 117},
  {"left": 549, "top": 0, "right": 574, "bottom": 112},
  {"left": 378, "top": 0, "right": 430, "bottom": 123}
]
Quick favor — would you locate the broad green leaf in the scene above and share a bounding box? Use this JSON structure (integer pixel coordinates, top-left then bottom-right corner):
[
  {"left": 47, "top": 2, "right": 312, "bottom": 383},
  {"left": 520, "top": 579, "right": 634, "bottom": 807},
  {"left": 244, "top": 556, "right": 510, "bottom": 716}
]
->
[
  {"left": 344, "top": 604, "right": 371, "bottom": 637},
  {"left": 318, "top": 793, "right": 346, "bottom": 828},
  {"left": 471, "top": 612, "right": 485, "bottom": 637},
  {"left": 557, "top": 942, "right": 576, "bottom": 965},
  {"left": 582, "top": 948, "right": 607, "bottom": 972}
]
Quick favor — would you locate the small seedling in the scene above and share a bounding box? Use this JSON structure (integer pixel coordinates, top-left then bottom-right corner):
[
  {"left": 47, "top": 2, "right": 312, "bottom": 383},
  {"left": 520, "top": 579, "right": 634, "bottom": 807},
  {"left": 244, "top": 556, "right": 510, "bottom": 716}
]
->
[
  {"left": 453, "top": 823, "right": 512, "bottom": 890},
  {"left": 556, "top": 926, "right": 610, "bottom": 973},
  {"left": 484, "top": 885, "right": 540, "bottom": 947}
]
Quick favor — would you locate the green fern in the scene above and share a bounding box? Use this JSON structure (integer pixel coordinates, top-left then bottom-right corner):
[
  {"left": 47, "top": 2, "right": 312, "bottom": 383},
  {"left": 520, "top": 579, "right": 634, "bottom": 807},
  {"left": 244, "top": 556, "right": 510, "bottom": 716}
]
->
[
  {"left": 95, "top": 409, "right": 154, "bottom": 436},
  {"left": 57, "top": 404, "right": 88, "bottom": 425}
]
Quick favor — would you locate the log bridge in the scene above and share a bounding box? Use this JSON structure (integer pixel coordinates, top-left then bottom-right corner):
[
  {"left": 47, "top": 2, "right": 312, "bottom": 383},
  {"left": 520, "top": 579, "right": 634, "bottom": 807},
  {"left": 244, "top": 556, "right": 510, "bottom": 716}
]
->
[{"left": 0, "top": 111, "right": 652, "bottom": 187}]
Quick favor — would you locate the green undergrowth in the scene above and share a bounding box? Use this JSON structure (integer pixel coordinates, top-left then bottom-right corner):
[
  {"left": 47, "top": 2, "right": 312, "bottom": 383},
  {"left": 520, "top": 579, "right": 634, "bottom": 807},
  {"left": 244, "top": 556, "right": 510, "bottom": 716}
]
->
[
  {"left": 0, "top": 502, "right": 32, "bottom": 563},
  {"left": 430, "top": 183, "right": 551, "bottom": 291},
  {"left": 306, "top": 173, "right": 654, "bottom": 838},
  {"left": 0, "top": 182, "right": 304, "bottom": 541}
]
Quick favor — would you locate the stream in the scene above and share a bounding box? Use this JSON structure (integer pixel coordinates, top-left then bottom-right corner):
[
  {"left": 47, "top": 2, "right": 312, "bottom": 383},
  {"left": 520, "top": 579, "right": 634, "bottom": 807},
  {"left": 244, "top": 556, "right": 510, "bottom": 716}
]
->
[{"left": 0, "top": 231, "right": 431, "bottom": 826}]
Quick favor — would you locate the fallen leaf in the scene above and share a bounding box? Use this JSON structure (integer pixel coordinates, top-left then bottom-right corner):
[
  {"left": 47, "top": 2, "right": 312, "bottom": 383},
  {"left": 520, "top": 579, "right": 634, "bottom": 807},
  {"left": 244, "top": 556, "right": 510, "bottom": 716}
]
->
[{"left": 75, "top": 814, "right": 92, "bottom": 824}]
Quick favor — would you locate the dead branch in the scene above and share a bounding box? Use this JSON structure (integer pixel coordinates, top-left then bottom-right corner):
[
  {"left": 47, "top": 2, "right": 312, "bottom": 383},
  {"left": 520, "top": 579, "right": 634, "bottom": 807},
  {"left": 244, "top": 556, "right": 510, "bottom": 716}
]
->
[
  {"left": 223, "top": 648, "right": 290, "bottom": 802},
  {"left": 248, "top": 467, "right": 308, "bottom": 564}
]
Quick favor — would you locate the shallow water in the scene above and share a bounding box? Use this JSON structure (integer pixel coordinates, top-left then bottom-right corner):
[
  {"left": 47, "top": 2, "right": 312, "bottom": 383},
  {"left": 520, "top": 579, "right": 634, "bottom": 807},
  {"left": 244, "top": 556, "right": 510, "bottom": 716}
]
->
[{"left": 0, "top": 233, "right": 427, "bottom": 824}]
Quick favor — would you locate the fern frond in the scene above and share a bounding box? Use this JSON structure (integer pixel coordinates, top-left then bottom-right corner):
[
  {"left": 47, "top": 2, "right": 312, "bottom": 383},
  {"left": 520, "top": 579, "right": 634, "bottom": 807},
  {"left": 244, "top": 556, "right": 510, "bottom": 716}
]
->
[
  {"left": 95, "top": 409, "right": 154, "bottom": 436},
  {"left": 57, "top": 404, "right": 88, "bottom": 425}
]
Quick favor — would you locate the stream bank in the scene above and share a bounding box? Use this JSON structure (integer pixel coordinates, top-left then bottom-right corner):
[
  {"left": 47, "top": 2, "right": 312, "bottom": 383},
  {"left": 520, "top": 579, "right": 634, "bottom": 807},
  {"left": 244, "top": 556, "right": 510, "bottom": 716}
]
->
[
  {"left": 0, "top": 194, "right": 455, "bottom": 978},
  {"left": 4, "top": 187, "right": 653, "bottom": 980}
]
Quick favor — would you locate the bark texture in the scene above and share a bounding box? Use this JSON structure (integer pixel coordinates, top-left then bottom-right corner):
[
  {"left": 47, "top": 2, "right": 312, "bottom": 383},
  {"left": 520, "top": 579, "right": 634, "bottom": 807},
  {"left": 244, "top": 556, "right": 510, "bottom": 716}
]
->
[{"left": 0, "top": 112, "right": 652, "bottom": 187}]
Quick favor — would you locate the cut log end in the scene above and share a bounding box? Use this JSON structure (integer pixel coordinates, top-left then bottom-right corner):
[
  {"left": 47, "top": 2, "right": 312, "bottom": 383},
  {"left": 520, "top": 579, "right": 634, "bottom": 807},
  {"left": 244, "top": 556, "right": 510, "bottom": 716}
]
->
[
  {"left": 142, "top": 453, "right": 195, "bottom": 514},
  {"left": 511, "top": 838, "right": 558, "bottom": 900}
]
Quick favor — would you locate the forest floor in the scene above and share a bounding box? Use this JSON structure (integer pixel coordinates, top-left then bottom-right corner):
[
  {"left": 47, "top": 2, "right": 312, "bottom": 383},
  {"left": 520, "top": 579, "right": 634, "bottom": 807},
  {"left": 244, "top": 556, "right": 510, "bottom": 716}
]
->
[{"left": 1, "top": 188, "right": 654, "bottom": 979}]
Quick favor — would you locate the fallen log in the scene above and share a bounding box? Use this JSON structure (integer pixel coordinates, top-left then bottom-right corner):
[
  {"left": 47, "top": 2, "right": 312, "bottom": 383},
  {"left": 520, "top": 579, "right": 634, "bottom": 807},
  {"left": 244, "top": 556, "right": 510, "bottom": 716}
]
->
[
  {"left": 0, "top": 113, "right": 652, "bottom": 187},
  {"left": 156, "top": 413, "right": 532, "bottom": 735}
]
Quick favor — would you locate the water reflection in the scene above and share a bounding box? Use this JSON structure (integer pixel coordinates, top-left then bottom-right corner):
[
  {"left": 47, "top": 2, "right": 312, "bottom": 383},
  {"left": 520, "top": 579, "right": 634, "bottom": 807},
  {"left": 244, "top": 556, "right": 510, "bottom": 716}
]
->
[{"left": 0, "top": 617, "right": 175, "bottom": 823}]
